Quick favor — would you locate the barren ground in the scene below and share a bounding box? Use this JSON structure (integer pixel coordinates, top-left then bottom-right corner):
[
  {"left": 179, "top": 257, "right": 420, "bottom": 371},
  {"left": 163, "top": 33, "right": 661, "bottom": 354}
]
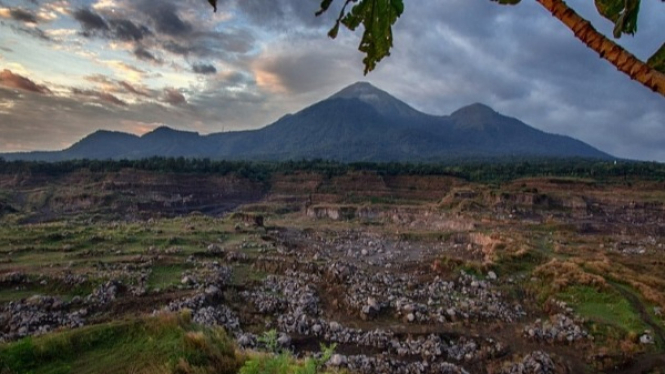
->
[{"left": 1, "top": 170, "right": 664, "bottom": 373}]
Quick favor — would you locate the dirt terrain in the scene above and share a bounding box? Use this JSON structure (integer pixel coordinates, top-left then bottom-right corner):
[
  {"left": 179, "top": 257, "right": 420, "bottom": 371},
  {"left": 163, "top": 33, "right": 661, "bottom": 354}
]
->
[{"left": 1, "top": 169, "right": 664, "bottom": 373}]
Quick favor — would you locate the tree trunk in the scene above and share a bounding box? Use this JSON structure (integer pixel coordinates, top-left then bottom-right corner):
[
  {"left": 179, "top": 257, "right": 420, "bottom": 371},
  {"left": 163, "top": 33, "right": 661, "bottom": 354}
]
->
[{"left": 536, "top": 0, "right": 665, "bottom": 97}]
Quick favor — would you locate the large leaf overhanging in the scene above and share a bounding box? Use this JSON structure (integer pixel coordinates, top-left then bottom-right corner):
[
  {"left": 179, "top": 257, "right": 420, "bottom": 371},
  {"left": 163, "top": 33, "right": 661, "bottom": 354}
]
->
[
  {"left": 321, "top": 0, "right": 404, "bottom": 74},
  {"left": 594, "top": 0, "right": 641, "bottom": 37},
  {"left": 648, "top": 43, "right": 665, "bottom": 74}
]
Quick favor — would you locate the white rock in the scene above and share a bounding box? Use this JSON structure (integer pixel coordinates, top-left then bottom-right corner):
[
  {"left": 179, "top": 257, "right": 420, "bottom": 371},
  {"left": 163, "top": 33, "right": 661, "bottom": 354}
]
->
[{"left": 329, "top": 354, "right": 347, "bottom": 366}]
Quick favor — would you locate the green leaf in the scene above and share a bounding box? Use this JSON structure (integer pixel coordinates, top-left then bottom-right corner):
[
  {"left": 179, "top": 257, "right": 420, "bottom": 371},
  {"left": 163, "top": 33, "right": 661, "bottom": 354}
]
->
[
  {"left": 595, "top": 0, "right": 641, "bottom": 38},
  {"left": 647, "top": 43, "right": 665, "bottom": 74},
  {"left": 328, "top": 21, "right": 340, "bottom": 38},
  {"left": 316, "top": 0, "right": 335, "bottom": 16},
  {"left": 339, "top": 0, "right": 404, "bottom": 74},
  {"left": 595, "top": 0, "right": 625, "bottom": 22}
]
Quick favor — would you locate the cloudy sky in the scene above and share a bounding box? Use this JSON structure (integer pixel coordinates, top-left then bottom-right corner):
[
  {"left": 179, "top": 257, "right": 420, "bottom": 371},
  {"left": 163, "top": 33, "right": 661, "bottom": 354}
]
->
[{"left": 0, "top": 0, "right": 663, "bottom": 161}]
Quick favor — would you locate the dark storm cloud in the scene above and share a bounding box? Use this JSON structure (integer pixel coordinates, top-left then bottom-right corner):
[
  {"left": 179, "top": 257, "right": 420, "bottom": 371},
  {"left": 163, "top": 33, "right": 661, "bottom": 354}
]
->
[
  {"left": 9, "top": 8, "right": 37, "bottom": 23},
  {"left": 162, "top": 40, "right": 197, "bottom": 56},
  {"left": 107, "top": 18, "right": 152, "bottom": 41},
  {"left": 137, "top": 1, "right": 192, "bottom": 36},
  {"left": 74, "top": 8, "right": 151, "bottom": 41},
  {"left": 73, "top": 8, "right": 108, "bottom": 32},
  {"left": 192, "top": 63, "right": 216, "bottom": 75},
  {"left": 0, "top": 69, "right": 51, "bottom": 94},
  {"left": 68, "top": 0, "right": 254, "bottom": 63},
  {"left": 162, "top": 88, "right": 186, "bottom": 105}
]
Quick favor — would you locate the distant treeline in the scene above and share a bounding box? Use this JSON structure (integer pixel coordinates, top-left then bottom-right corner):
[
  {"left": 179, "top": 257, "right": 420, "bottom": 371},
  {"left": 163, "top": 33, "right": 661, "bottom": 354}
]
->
[{"left": 0, "top": 157, "right": 663, "bottom": 183}]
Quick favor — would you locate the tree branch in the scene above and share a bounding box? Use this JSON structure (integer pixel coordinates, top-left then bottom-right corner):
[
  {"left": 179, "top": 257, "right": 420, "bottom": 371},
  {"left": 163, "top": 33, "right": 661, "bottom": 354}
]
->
[{"left": 536, "top": 0, "right": 665, "bottom": 97}]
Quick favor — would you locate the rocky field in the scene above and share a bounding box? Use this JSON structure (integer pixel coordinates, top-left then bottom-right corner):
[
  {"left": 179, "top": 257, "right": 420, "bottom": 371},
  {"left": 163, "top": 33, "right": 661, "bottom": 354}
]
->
[{"left": 0, "top": 169, "right": 664, "bottom": 373}]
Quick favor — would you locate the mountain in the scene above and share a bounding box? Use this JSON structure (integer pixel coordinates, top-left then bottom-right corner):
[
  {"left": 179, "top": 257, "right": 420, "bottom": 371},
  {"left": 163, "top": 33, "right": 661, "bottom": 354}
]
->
[{"left": 1, "top": 82, "right": 612, "bottom": 162}]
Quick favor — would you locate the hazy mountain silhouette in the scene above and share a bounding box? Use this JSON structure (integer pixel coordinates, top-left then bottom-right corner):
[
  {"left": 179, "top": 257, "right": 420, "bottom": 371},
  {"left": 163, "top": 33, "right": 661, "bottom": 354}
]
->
[{"left": 1, "top": 82, "right": 611, "bottom": 162}]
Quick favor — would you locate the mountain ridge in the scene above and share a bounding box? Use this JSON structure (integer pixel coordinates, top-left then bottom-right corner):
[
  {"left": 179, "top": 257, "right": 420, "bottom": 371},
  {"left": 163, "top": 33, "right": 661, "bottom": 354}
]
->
[{"left": 0, "top": 82, "right": 612, "bottom": 162}]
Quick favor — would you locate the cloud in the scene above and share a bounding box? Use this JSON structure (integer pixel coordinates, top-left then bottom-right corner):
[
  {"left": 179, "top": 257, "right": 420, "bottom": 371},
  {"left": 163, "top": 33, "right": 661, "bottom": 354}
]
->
[
  {"left": 9, "top": 24, "right": 52, "bottom": 41},
  {"left": 73, "top": 8, "right": 151, "bottom": 41},
  {"left": 0, "top": 6, "right": 53, "bottom": 41},
  {"left": 101, "top": 60, "right": 146, "bottom": 82},
  {"left": 192, "top": 63, "right": 216, "bottom": 75},
  {"left": 73, "top": 8, "right": 108, "bottom": 32},
  {"left": 8, "top": 8, "right": 38, "bottom": 23},
  {"left": 162, "top": 87, "right": 186, "bottom": 105},
  {"left": 68, "top": 0, "right": 255, "bottom": 67},
  {"left": 133, "top": 46, "right": 161, "bottom": 63},
  {"left": 107, "top": 18, "right": 152, "bottom": 41},
  {"left": 140, "top": 1, "right": 192, "bottom": 36},
  {"left": 0, "top": 74, "right": 273, "bottom": 152},
  {"left": 71, "top": 87, "right": 128, "bottom": 106},
  {"left": 0, "top": 69, "right": 52, "bottom": 94},
  {"left": 252, "top": 38, "right": 360, "bottom": 95},
  {"left": 1, "top": 0, "right": 664, "bottom": 162},
  {"left": 118, "top": 81, "right": 153, "bottom": 98},
  {"left": 234, "top": 0, "right": 338, "bottom": 31}
]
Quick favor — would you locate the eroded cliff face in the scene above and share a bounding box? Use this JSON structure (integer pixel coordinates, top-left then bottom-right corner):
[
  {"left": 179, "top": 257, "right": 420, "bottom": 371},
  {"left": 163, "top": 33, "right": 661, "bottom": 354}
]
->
[
  {"left": 2, "top": 169, "right": 664, "bottom": 234},
  {"left": 0, "top": 169, "right": 268, "bottom": 222}
]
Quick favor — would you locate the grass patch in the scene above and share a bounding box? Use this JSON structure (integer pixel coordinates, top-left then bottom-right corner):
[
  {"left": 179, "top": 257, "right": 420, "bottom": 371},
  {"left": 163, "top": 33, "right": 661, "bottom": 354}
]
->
[
  {"left": 230, "top": 264, "right": 267, "bottom": 286},
  {"left": 0, "top": 281, "right": 93, "bottom": 303},
  {"left": 239, "top": 330, "right": 336, "bottom": 374},
  {"left": 0, "top": 312, "right": 242, "bottom": 374},
  {"left": 147, "top": 264, "right": 190, "bottom": 290},
  {"left": 493, "top": 248, "right": 548, "bottom": 276},
  {"left": 559, "top": 285, "right": 648, "bottom": 338}
]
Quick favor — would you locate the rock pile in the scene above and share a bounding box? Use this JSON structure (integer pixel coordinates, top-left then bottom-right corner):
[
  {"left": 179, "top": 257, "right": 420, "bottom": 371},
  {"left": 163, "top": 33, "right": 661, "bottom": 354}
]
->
[
  {"left": 0, "top": 295, "right": 86, "bottom": 342},
  {"left": 243, "top": 270, "right": 321, "bottom": 316},
  {"left": 335, "top": 354, "right": 471, "bottom": 374},
  {"left": 338, "top": 267, "right": 524, "bottom": 323},
  {"left": 85, "top": 280, "right": 125, "bottom": 305},
  {"left": 503, "top": 351, "right": 556, "bottom": 374},
  {"left": 523, "top": 314, "right": 588, "bottom": 344},
  {"left": 158, "top": 263, "right": 240, "bottom": 335},
  {"left": 161, "top": 293, "right": 241, "bottom": 335},
  {"left": 275, "top": 311, "right": 506, "bottom": 363}
]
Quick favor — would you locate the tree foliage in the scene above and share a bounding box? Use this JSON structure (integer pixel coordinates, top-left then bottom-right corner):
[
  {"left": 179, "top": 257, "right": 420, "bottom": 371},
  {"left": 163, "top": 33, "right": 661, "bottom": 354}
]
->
[
  {"left": 2, "top": 157, "right": 665, "bottom": 184},
  {"left": 320, "top": 0, "right": 404, "bottom": 74}
]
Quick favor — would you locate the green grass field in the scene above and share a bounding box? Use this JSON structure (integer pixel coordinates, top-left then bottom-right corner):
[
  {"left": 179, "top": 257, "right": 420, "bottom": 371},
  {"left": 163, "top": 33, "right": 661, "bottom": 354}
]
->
[{"left": 0, "top": 312, "right": 242, "bottom": 374}]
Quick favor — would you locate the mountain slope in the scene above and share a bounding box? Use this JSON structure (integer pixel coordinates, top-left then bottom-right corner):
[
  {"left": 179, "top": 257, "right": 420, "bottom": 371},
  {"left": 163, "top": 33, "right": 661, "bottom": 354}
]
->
[{"left": 1, "top": 82, "right": 612, "bottom": 162}]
